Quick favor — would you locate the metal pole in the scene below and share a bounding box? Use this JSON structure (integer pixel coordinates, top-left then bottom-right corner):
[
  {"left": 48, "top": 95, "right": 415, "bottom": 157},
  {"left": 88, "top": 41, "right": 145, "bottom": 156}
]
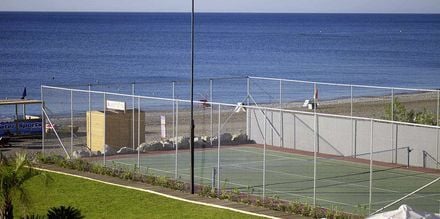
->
[
  {"left": 217, "top": 104, "right": 221, "bottom": 195},
  {"left": 391, "top": 88, "right": 395, "bottom": 163},
  {"left": 263, "top": 108, "right": 267, "bottom": 200},
  {"left": 350, "top": 85, "right": 353, "bottom": 117},
  {"left": 313, "top": 110, "right": 317, "bottom": 207},
  {"left": 210, "top": 79, "right": 213, "bottom": 145},
  {"left": 246, "top": 77, "right": 251, "bottom": 139},
  {"left": 41, "top": 86, "right": 45, "bottom": 155},
  {"left": 132, "top": 83, "right": 135, "bottom": 150},
  {"left": 369, "top": 119, "right": 374, "bottom": 214},
  {"left": 172, "top": 81, "right": 175, "bottom": 149},
  {"left": 313, "top": 82, "right": 317, "bottom": 207},
  {"left": 280, "top": 80, "right": 283, "bottom": 147},
  {"left": 175, "top": 101, "right": 179, "bottom": 179},
  {"left": 70, "top": 90, "right": 73, "bottom": 155},
  {"left": 88, "top": 84, "right": 91, "bottom": 150},
  {"left": 103, "top": 93, "right": 106, "bottom": 166},
  {"left": 137, "top": 97, "right": 140, "bottom": 170},
  {"left": 190, "top": 0, "right": 195, "bottom": 194},
  {"left": 351, "top": 85, "right": 354, "bottom": 157},
  {"left": 437, "top": 90, "right": 439, "bottom": 126}
]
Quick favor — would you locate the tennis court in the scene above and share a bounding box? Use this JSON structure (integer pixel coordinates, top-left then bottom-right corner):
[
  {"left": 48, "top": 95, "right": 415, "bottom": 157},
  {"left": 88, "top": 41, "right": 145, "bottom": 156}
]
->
[{"left": 105, "top": 144, "right": 440, "bottom": 214}]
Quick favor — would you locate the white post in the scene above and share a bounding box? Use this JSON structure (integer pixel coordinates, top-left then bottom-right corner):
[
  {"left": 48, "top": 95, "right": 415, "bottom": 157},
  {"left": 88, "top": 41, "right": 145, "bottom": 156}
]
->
[
  {"left": 175, "top": 101, "right": 179, "bottom": 179},
  {"left": 351, "top": 85, "right": 355, "bottom": 157},
  {"left": 369, "top": 119, "right": 374, "bottom": 214},
  {"left": 437, "top": 90, "right": 439, "bottom": 126},
  {"left": 172, "top": 81, "right": 175, "bottom": 150},
  {"left": 137, "top": 97, "right": 141, "bottom": 171},
  {"left": 279, "top": 80, "right": 283, "bottom": 147},
  {"left": 103, "top": 93, "right": 106, "bottom": 166},
  {"left": 217, "top": 104, "right": 221, "bottom": 194},
  {"left": 313, "top": 82, "right": 317, "bottom": 207},
  {"left": 210, "top": 79, "right": 213, "bottom": 145},
  {"left": 132, "top": 83, "right": 135, "bottom": 150},
  {"left": 313, "top": 110, "right": 317, "bottom": 207},
  {"left": 263, "top": 108, "right": 267, "bottom": 200},
  {"left": 246, "top": 77, "right": 250, "bottom": 138},
  {"left": 70, "top": 90, "right": 73, "bottom": 155},
  {"left": 41, "top": 86, "right": 45, "bottom": 155},
  {"left": 88, "top": 84, "right": 91, "bottom": 150},
  {"left": 391, "top": 88, "right": 395, "bottom": 163}
]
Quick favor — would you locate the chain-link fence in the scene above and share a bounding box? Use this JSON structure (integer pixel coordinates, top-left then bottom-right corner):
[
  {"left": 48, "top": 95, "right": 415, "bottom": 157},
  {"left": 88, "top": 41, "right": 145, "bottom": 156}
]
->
[{"left": 40, "top": 80, "right": 439, "bottom": 215}]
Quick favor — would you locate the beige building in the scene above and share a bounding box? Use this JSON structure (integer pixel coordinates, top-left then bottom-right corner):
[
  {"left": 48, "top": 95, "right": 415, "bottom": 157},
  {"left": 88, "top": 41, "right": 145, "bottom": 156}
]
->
[{"left": 86, "top": 109, "right": 145, "bottom": 152}]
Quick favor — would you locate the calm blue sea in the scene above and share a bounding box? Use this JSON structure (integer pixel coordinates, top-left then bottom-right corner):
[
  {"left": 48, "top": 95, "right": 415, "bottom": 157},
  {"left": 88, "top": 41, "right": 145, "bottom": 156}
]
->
[{"left": 1, "top": 12, "right": 440, "bottom": 115}]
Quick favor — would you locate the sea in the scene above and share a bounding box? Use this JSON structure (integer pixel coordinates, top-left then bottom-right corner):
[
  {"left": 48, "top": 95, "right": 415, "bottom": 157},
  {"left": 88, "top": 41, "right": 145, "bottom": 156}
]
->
[{"left": 1, "top": 12, "right": 440, "bottom": 116}]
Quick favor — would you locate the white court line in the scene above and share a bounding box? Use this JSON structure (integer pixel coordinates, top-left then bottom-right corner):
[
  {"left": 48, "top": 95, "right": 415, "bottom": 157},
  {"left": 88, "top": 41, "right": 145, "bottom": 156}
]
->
[
  {"left": 172, "top": 166, "right": 356, "bottom": 208},
  {"left": 227, "top": 147, "right": 419, "bottom": 194},
  {"left": 365, "top": 193, "right": 440, "bottom": 206},
  {"left": 34, "top": 167, "right": 279, "bottom": 219}
]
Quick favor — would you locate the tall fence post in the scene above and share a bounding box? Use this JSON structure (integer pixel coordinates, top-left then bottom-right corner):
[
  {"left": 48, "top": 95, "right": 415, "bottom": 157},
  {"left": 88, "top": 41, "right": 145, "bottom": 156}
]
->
[
  {"left": 70, "top": 90, "right": 73, "bottom": 155},
  {"left": 175, "top": 101, "right": 179, "bottom": 179},
  {"left": 217, "top": 104, "right": 221, "bottom": 195},
  {"left": 263, "top": 108, "right": 267, "bottom": 200},
  {"left": 246, "top": 77, "right": 251, "bottom": 138},
  {"left": 279, "top": 79, "right": 284, "bottom": 147},
  {"left": 88, "top": 84, "right": 91, "bottom": 151},
  {"left": 210, "top": 79, "right": 213, "bottom": 145},
  {"left": 137, "top": 97, "right": 141, "bottom": 171},
  {"left": 172, "top": 81, "right": 175, "bottom": 151},
  {"left": 351, "top": 85, "right": 355, "bottom": 157},
  {"left": 391, "top": 88, "right": 396, "bottom": 163},
  {"left": 437, "top": 90, "right": 439, "bottom": 126},
  {"left": 103, "top": 93, "right": 106, "bottom": 167},
  {"left": 41, "top": 86, "right": 45, "bottom": 155},
  {"left": 132, "top": 83, "right": 135, "bottom": 150},
  {"left": 369, "top": 119, "right": 374, "bottom": 214},
  {"left": 313, "top": 108, "right": 317, "bottom": 207},
  {"left": 313, "top": 82, "right": 318, "bottom": 207}
]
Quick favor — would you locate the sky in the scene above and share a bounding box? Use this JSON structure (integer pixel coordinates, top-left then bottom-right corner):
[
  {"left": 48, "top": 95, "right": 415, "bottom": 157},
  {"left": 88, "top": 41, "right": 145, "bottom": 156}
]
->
[{"left": 1, "top": 0, "right": 440, "bottom": 13}]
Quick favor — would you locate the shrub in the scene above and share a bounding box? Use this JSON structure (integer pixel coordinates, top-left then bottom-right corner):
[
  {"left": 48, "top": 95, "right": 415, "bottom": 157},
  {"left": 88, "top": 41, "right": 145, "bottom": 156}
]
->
[{"left": 47, "top": 206, "right": 84, "bottom": 219}]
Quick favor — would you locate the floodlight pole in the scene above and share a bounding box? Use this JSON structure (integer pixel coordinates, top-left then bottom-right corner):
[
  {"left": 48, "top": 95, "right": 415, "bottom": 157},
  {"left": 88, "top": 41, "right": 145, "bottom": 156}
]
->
[{"left": 190, "top": 0, "right": 195, "bottom": 194}]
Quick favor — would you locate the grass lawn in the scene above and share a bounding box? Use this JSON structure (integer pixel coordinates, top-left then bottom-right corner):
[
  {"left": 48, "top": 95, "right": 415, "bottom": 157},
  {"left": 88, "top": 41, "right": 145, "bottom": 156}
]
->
[{"left": 14, "top": 172, "right": 260, "bottom": 219}]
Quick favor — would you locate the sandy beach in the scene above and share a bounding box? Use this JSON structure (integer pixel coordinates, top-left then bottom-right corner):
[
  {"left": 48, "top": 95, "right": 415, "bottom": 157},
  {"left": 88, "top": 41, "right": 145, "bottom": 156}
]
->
[{"left": 1, "top": 91, "right": 438, "bottom": 158}]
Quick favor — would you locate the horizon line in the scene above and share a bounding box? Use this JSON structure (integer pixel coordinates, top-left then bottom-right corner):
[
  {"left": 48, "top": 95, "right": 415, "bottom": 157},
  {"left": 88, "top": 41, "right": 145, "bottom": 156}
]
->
[{"left": 1, "top": 10, "right": 440, "bottom": 15}]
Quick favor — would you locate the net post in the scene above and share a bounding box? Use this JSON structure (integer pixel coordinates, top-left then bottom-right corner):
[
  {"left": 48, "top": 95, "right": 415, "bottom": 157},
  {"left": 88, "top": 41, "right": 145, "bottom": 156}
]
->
[
  {"left": 70, "top": 90, "right": 73, "bottom": 156},
  {"left": 211, "top": 167, "right": 216, "bottom": 189},
  {"left": 407, "top": 147, "right": 412, "bottom": 168},
  {"left": 423, "top": 150, "right": 427, "bottom": 168},
  {"left": 263, "top": 108, "right": 267, "bottom": 200},
  {"left": 217, "top": 104, "right": 221, "bottom": 195},
  {"left": 369, "top": 118, "right": 374, "bottom": 215}
]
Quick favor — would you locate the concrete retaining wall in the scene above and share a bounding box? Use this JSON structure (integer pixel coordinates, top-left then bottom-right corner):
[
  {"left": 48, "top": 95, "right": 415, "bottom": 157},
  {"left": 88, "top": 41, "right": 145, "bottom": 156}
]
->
[{"left": 249, "top": 109, "right": 439, "bottom": 168}]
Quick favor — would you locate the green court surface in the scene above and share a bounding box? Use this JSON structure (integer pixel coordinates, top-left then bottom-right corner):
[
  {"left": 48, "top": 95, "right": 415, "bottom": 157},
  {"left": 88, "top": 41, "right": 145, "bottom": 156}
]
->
[{"left": 106, "top": 145, "right": 440, "bottom": 214}]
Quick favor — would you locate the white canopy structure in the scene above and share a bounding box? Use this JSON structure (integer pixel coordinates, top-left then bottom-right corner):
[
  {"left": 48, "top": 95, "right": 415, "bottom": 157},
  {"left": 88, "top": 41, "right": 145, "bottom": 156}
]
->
[{"left": 368, "top": 205, "right": 440, "bottom": 219}]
